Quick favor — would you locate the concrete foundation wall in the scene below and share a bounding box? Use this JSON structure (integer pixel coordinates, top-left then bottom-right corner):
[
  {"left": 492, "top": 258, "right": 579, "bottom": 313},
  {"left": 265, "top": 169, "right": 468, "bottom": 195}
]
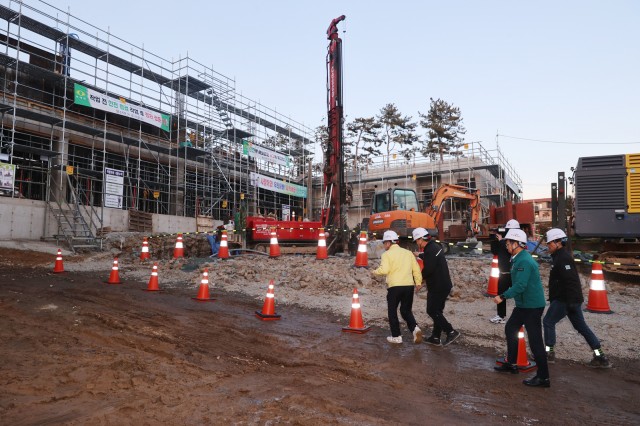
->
[
  {"left": 0, "top": 198, "right": 201, "bottom": 240},
  {"left": 0, "top": 198, "right": 47, "bottom": 239}
]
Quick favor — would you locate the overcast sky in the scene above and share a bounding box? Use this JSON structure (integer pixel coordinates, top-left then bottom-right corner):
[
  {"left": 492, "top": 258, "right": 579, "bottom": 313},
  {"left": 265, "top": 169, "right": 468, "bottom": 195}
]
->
[{"left": 49, "top": 0, "right": 640, "bottom": 199}]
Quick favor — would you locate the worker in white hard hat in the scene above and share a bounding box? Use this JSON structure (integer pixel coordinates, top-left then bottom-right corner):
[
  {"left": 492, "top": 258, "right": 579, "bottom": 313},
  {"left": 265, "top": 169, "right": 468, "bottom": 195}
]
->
[
  {"left": 489, "top": 219, "right": 520, "bottom": 324},
  {"left": 413, "top": 227, "right": 461, "bottom": 347},
  {"left": 493, "top": 228, "right": 550, "bottom": 387},
  {"left": 543, "top": 228, "right": 611, "bottom": 368},
  {"left": 373, "top": 230, "right": 424, "bottom": 344}
]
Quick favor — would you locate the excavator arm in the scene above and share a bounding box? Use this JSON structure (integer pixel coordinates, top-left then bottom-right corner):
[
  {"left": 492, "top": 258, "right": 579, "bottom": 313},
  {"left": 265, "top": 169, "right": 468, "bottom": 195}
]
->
[{"left": 425, "top": 184, "right": 481, "bottom": 234}]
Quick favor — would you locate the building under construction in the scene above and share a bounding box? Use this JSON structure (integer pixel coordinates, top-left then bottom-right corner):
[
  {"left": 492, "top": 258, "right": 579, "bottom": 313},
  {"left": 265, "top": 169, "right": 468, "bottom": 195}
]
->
[
  {"left": 0, "top": 1, "right": 523, "bottom": 251},
  {"left": 0, "top": 0, "right": 316, "bottom": 250}
]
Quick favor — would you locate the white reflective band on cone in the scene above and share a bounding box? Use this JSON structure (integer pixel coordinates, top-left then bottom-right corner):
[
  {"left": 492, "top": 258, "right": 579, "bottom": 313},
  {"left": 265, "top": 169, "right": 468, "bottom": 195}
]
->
[
  {"left": 151, "top": 272, "right": 158, "bottom": 276},
  {"left": 590, "top": 279, "right": 606, "bottom": 291},
  {"left": 592, "top": 269, "right": 603, "bottom": 275},
  {"left": 270, "top": 237, "right": 278, "bottom": 244},
  {"left": 221, "top": 240, "right": 228, "bottom": 247},
  {"left": 491, "top": 269, "right": 499, "bottom": 278},
  {"left": 358, "top": 245, "right": 367, "bottom": 253},
  {"left": 176, "top": 242, "right": 183, "bottom": 248},
  {"left": 352, "top": 303, "right": 361, "bottom": 309},
  {"left": 518, "top": 330, "right": 524, "bottom": 338},
  {"left": 266, "top": 293, "right": 274, "bottom": 299},
  {"left": 56, "top": 256, "right": 62, "bottom": 260},
  {"left": 318, "top": 240, "right": 326, "bottom": 247}
]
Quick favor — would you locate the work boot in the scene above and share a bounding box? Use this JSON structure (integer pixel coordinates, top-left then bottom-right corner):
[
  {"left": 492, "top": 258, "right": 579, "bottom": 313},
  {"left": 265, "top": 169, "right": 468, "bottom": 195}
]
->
[
  {"left": 412, "top": 326, "right": 423, "bottom": 344},
  {"left": 588, "top": 354, "right": 612, "bottom": 369},
  {"left": 494, "top": 362, "right": 519, "bottom": 374},
  {"left": 523, "top": 375, "right": 551, "bottom": 388},
  {"left": 425, "top": 335, "right": 441, "bottom": 346},
  {"left": 443, "top": 330, "right": 460, "bottom": 346}
]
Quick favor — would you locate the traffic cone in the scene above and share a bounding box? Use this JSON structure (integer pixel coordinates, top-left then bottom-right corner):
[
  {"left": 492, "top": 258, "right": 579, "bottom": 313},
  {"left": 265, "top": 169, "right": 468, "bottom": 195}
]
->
[
  {"left": 342, "top": 288, "right": 371, "bottom": 333},
  {"left": 416, "top": 257, "right": 424, "bottom": 271},
  {"left": 269, "top": 227, "right": 281, "bottom": 258},
  {"left": 354, "top": 231, "right": 368, "bottom": 267},
  {"left": 485, "top": 255, "right": 500, "bottom": 296},
  {"left": 316, "top": 228, "right": 328, "bottom": 260},
  {"left": 255, "top": 279, "right": 281, "bottom": 320},
  {"left": 106, "top": 257, "right": 122, "bottom": 284},
  {"left": 192, "top": 268, "right": 215, "bottom": 301},
  {"left": 52, "top": 248, "right": 65, "bottom": 273},
  {"left": 585, "top": 262, "right": 613, "bottom": 314},
  {"left": 140, "top": 237, "right": 150, "bottom": 261},
  {"left": 145, "top": 262, "right": 160, "bottom": 291},
  {"left": 495, "top": 326, "right": 537, "bottom": 372},
  {"left": 218, "top": 230, "right": 229, "bottom": 259},
  {"left": 173, "top": 233, "right": 185, "bottom": 259}
]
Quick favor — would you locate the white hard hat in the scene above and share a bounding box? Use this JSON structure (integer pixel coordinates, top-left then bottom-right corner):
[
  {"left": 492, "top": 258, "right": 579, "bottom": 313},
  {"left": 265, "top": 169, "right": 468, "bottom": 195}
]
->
[
  {"left": 383, "top": 230, "right": 400, "bottom": 242},
  {"left": 504, "top": 229, "right": 527, "bottom": 244},
  {"left": 546, "top": 228, "right": 567, "bottom": 242},
  {"left": 412, "top": 227, "right": 429, "bottom": 241},
  {"left": 505, "top": 219, "right": 520, "bottom": 229}
]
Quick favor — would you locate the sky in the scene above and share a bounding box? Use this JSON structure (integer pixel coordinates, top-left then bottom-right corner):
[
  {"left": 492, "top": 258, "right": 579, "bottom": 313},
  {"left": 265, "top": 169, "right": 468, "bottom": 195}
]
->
[{"left": 48, "top": 0, "right": 640, "bottom": 199}]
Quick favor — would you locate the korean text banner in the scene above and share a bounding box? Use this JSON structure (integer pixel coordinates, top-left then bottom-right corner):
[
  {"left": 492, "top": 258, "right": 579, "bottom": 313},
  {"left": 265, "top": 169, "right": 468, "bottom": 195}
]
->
[
  {"left": 250, "top": 172, "right": 307, "bottom": 198},
  {"left": 74, "top": 83, "right": 170, "bottom": 132},
  {"left": 243, "top": 140, "right": 292, "bottom": 168}
]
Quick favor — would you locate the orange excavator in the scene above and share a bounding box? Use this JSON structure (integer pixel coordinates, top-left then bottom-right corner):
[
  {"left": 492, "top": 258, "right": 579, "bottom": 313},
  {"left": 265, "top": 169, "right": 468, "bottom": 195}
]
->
[{"left": 368, "top": 184, "right": 482, "bottom": 244}]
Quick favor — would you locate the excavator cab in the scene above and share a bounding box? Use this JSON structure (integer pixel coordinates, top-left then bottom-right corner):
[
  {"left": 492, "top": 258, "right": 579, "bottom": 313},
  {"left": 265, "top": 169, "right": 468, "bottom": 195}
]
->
[{"left": 371, "top": 188, "right": 419, "bottom": 214}]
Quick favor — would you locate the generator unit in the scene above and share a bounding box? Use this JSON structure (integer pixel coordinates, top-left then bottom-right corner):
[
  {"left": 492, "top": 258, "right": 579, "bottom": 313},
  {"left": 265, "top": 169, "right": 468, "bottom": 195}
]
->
[{"left": 573, "top": 153, "right": 640, "bottom": 238}]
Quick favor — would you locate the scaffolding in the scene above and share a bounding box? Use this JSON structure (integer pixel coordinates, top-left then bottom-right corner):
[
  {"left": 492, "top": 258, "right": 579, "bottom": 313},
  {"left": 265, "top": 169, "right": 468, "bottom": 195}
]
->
[{"left": 0, "top": 0, "right": 316, "bottom": 246}]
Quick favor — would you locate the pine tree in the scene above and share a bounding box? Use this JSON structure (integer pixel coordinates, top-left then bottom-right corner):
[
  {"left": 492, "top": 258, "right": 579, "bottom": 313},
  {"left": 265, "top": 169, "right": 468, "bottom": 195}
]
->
[
  {"left": 419, "top": 98, "right": 466, "bottom": 161},
  {"left": 345, "top": 116, "right": 382, "bottom": 171},
  {"left": 376, "top": 103, "right": 418, "bottom": 167}
]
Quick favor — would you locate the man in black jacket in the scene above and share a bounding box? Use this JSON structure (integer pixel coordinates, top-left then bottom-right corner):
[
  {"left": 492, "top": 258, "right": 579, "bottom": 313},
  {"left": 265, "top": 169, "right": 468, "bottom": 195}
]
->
[
  {"left": 543, "top": 228, "right": 611, "bottom": 368},
  {"left": 413, "top": 227, "right": 460, "bottom": 346},
  {"left": 489, "top": 219, "right": 520, "bottom": 324}
]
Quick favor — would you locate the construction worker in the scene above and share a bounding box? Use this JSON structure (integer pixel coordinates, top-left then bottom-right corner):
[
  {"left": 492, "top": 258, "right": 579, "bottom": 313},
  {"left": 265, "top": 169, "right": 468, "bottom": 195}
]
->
[
  {"left": 489, "top": 219, "right": 520, "bottom": 324},
  {"left": 493, "top": 229, "right": 550, "bottom": 387},
  {"left": 413, "top": 227, "right": 461, "bottom": 346},
  {"left": 543, "top": 228, "right": 611, "bottom": 368},
  {"left": 373, "top": 230, "right": 424, "bottom": 344}
]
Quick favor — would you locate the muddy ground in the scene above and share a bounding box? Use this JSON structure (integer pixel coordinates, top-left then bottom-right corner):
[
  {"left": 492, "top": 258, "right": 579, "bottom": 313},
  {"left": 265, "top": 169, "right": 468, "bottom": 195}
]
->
[{"left": 1, "top": 244, "right": 639, "bottom": 425}]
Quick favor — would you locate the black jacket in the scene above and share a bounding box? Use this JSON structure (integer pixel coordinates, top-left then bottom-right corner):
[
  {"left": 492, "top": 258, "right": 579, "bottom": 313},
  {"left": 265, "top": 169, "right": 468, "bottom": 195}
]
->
[
  {"left": 490, "top": 238, "right": 511, "bottom": 274},
  {"left": 548, "top": 247, "right": 584, "bottom": 304},
  {"left": 421, "top": 239, "right": 453, "bottom": 293}
]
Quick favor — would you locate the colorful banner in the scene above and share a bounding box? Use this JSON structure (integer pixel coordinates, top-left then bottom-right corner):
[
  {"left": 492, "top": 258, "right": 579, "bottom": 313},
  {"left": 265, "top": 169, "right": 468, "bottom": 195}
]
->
[
  {"left": 74, "top": 83, "right": 170, "bottom": 132},
  {"left": 250, "top": 172, "right": 307, "bottom": 198},
  {"left": 243, "top": 140, "right": 292, "bottom": 168},
  {"left": 0, "top": 162, "right": 16, "bottom": 191}
]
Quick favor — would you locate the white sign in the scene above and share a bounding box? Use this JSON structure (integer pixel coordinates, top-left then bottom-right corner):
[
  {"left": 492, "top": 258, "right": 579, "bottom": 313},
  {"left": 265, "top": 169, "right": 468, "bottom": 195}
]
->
[
  {"left": 0, "top": 162, "right": 16, "bottom": 191},
  {"left": 282, "top": 204, "right": 290, "bottom": 221},
  {"left": 104, "top": 167, "right": 124, "bottom": 209},
  {"left": 243, "top": 140, "right": 292, "bottom": 168}
]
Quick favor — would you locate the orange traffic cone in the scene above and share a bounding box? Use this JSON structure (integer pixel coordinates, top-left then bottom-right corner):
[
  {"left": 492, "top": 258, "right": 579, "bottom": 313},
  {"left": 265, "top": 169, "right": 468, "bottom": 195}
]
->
[
  {"left": 52, "top": 248, "right": 65, "bottom": 273},
  {"left": 146, "top": 262, "right": 160, "bottom": 291},
  {"left": 485, "top": 255, "right": 500, "bottom": 296},
  {"left": 495, "top": 326, "right": 537, "bottom": 372},
  {"left": 316, "top": 228, "right": 328, "bottom": 260},
  {"left": 585, "top": 262, "right": 613, "bottom": 314},
  {"left": 354, "top": 231, "right": 368, "bottom": 267},
  {"left": 218, "top": 230, "right": 229, "bottom": 259},
  {"left": 140, "top": 237, "right": 150, "bottom": 261},
  {"left": 173, "top": 233, "right": 185, "bottom": 259},
  {"left": 106, "top": 257, "right": 122, "bottom": 284},
  {"left": 255, "top": 279, "right": 281, "bottom": 320},
  {"left": 342, "top": 288, "right": 371, "bottom": 333},
  {"left": 192, "top": 268, "right": 215, "bottom": 301},
  {"left": 269, "top": 227, "right": 281, "bottom": 258}
]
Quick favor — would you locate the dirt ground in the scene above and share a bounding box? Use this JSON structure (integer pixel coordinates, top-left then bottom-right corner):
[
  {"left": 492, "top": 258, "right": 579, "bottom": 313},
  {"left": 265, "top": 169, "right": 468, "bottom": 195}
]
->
[{"left": 1, "top": 241, "right": 639, "bottom": 425}]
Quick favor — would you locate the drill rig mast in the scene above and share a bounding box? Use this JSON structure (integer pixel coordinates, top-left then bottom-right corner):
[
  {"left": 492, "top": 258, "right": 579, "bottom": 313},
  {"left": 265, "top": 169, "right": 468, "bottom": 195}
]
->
[{"left": 322, "top": 15, "right": 348, "bottom": 252}]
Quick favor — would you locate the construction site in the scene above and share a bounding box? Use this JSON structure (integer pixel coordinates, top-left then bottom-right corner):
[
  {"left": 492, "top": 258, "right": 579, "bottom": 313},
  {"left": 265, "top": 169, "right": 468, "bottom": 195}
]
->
[{"left": 1, "top": 1, "right": 639, "bottom": 425}]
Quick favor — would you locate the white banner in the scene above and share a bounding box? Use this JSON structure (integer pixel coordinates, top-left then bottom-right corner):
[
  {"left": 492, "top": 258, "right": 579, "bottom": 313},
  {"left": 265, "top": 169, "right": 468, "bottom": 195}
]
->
[
  {"left": 250, "top": 172, "right": 307, "bottom": 198},
  {"left": 243, "top": 140, "right": 292, "bottom": 168}
]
